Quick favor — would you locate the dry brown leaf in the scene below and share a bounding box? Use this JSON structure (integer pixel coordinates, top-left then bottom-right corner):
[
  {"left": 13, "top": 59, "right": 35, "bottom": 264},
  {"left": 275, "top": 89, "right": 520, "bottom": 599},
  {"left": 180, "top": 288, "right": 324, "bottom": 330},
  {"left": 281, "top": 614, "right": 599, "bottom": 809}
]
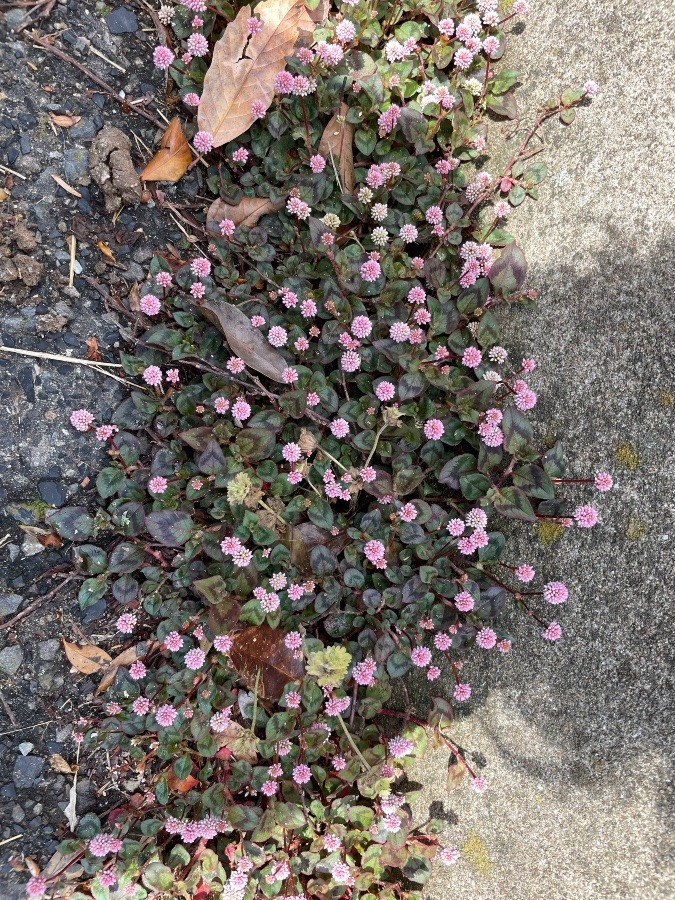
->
[
  {"left": 198, "top": 296, "right": 287, "bottom": 383},
  {"left": 198, "top": 0, "right": 307, "bottom": 147},
  {"left": 49, "top": 112, "right": 81, "bottom": 128},
  {"left": 25, "top": 858, "right": 41, "bottom": 878},
  {"left": 0, "top": 188, "right": 9, "bottom": 203},
  {"left": 41, "top": 847, "right": 83, "bottom": 881},
  {"left": 140, "top": 117, "right": 192, "bottom": 183},
  {"left": 50, "top": 753, "right": 74, "bottom": 775},
  {"left": 36, "top": 530, "right": 62, "bottom": 550},
  {"left": 128, "top": 281, "right": 141, "bottom": 312},
  {"left": 97, "top": 240, "right": 115, "bottom": 262},
  {"left": 62, "top": 639, "right": 112, "bottom": 675},
  {"left": 229, "top": 625, "right": 304, "bottom": 699},
  {"left": 214, "top": 720, "right": 258, "bottom": 763},
  {"left": 85, "top": 336, "right": 102, "bottom": 361},
  {"left": 96, "top": 641, "right": 158, "bottom": 695},
  {"left": 167, "top": 771, "right": 199, "bottom": 793},
  {"left": 206, "top": 195, "right": 285, "bottom": 233},
  {"left": 318, "top": 102, "right": 355, "bottom": 194},
  {"left": 63, "top": 779, "right": 78, "bottom": 832}
]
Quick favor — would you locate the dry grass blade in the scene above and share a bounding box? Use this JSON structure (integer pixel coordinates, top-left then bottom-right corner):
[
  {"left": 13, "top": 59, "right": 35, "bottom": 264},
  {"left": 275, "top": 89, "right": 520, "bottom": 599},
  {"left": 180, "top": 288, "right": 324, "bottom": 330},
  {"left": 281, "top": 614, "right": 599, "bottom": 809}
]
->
[
  {"left": 206, "top": 195, "right": 285, "bottom": 232},
  {"left": 140, "top": 117, "right": 192, "bottom": 183},
  {"left": 51, "top": 173, "right": 81, "bottom": 197},
  {"left": 318, "top": 102, "right": 355, "bottom": 194},
  {"left": 198, "top": 0, "right": 307, "bottom": 147}
]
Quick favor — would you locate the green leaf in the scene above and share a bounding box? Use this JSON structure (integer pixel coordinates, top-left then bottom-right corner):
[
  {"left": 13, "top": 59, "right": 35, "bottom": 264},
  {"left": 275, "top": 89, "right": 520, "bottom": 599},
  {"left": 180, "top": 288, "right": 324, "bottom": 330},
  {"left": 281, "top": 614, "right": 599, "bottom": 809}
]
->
[
  {"left": 273, "top": 801, "right": 306, "bottom": 829},
  {"left": 488, "top": 241, "right": 528, "bottom": 296},
  {"left": 491, "top": 69, "right": 519, "bottom": 94},
  {"left": 142, "top": 862, "right": 174, "bottom": 892},
  {"left": 46, "top": 507, "right": 94, "bottom": 541},
  {"left": 387, "top": 650, "right": 410, "bottom": 678},
  {"left": 167, "top": 844, "right": 191, "bottom": 868},
  {"left": 78, "top": 577, "right": 107, "bottom": 610},
  {"left": 197, "top": 439, "right": 227, "bottom": 474},
  {"left": 236, "top": 428, "right": 276, "bottom": 461},
  {"left": 308, "top": 497, "right": 334, "bottom": 530},
  {"left": 108, "top": 542, "right": 146, "bottom": 574},
  {"left": 493, "top": 486, "right": 536, "bottom": 522},
  {"left": 459, "top": 472, "right": 491, "bottom": 501},
  {"left": 310, "top": 545, "right": 337, "bottom": 576},
  {"left": 513, "top": 464, "right": 555, "bottom": 500},
  {"left": 502, "top": 406, "right": 534, "bottom": 455},
  {"left": 146, "top": 510, "right": 196, "bottom": 547},
  {"left": 438, "top": 453, "right": 476, "bottom": 489},
  {"left": 486, "top": 92, "right": 518, "bottom": 119},
  {"left": 402, "top": 855, "right": 431, "bottom": 884},
  {"left": 476, "top": 310, "right": 500, "bottom": 348},
  {"left": 96, "top": 467, "right": 125, "bottom": 499},
  {"left": 542, "top": 441, "right": 566, "bottom": 478}
]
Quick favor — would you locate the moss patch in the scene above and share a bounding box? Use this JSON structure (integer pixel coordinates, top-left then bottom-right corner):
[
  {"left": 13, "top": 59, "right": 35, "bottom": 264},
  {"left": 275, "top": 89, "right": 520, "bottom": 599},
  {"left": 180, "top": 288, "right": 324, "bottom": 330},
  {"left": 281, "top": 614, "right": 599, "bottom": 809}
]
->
[
  {"left": 537, "top": 521, "right": 565, "bottom": 544},
  {"left": 625, "top": 516, "right": 646, "bottom": 541},
  {"left": 614, "top": 442, "right": 638, "bottom": 470},
  {"left": 461, "top": 831, "right": 492, "bottom": 877},
  {"left": 657, "top": 389, "right": 674, "bottom": 407}
]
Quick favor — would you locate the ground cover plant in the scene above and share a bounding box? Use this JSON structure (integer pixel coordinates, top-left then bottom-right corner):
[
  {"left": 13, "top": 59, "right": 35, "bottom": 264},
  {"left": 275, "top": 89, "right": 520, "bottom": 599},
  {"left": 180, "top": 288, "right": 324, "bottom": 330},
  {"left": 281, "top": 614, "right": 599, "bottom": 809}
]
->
[{"left": 24, "top": 1, "right": 608, "bottom": 898}]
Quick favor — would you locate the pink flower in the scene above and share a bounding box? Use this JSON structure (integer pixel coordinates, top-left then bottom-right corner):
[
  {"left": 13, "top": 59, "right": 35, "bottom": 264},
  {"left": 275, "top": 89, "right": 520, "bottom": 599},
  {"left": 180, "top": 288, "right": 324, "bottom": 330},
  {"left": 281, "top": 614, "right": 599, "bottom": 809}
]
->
[
  {"left": 574, "top": 504, "right": 598, "bottom": 528},
  {"left": 323, "top": 833, "right": 342, "bottom": 852},
  {"left": 193, "top": 131, "right": 213, "bottom": 154},
  {"left": 411, "top": 646, "right": 432, "bottom": 667},
  {"left": 261, "top": 779, "right": 277, "bottom": 797},
  {"left": 375, "top": 381, "right": 396, "bottom": 402},
  {"left": 210, "top": 710, "right": 231, "bottom": 732},
  {"left": 232, "top": 147, "right": 249, "bottom": 163},
  {"left": 156, "top": 704, "right": 178, "bottom": 727},
  {"left": 310, "top": 154, "right": 326, "bottom": 173},
  {"left": 268, "top": 325, "right": 288, "bottom": 347},
  {"left": 153, "top": 46, "right": 175, "bottom": 69},
  {"left": 462, "top": 347, "right": 483, "bottom": 368},
  {"left": 251, "top": 99, "right": 266, "bottom": 119},
  {"left": 26, "top": 877, "right": 46, "bottom": 898},
  {"left": 425, "top": 205, "right": 443, "bottom": 225},
  {"left": 454, "top": 683, "right": 472, "bottom": 702},
  {"left": 214, "top": 634, "right": 232, "bottom": 653},
  {"left": 360, "top": 466, "right": 377, "bottom": 483},
  {"left": 185, "top": 648, "right": 206, "bottom": 670},
  {"left": 70, "top": 408, "right": 95, "bottom": 431},
  {"left": 132, "top": 696, "right": 150, "bottom": 715},
  {"left": 292, "top": 764, "right": 311, "bottom": 784},
  {"left": 331, "top": 862, "right": 351, "bottom": 884},
  {"left": 515, "top": 388, "right": 537, "bottom": 410},
  {"left": 140, "top": 293, "right": 160, "bottom": 315},
  {"left": 335, "top": 19, "right": 356, "bottom": 42},
  {"left": 455, "top": 591, "right": 475, "bottom": 612},
  {"left": 515, "top": 564, "right": 536, "bottom": 583},
  {"left": 389, "top": 321, "right": 411, "bottom": 343},
  {"left": 284, "top": 631, "right": 302, "bottom": 650},
  {"left": 440, "top": 846, "right": 459, "bottom": 866},
  {"left": 285, "top": 691, "right": 301, "bottom": 709},
  {"left": 466, "top": 508, "right": 487, "bottom": 529},
  {"left": 116, "top": 613, "right": 137, "bottom": 634},
  {"left": 543, "top": 581, "right": 568, "bottom": 604},
  {"left": 447, "top": 518, "right": 465, "bottom": 536},
  {"left": 330, "top": 418, "right": 350, "bottom": 438},
  {"left": 129, "top": 661, "right": 146, "bottom": 680},
  {"left": 351, "top": 315, "right": 372, "bottom": 338},
  {"left": 521, "top": 357, "right": 537, "bottom": 372},
  {"left": 190, "top": 281, "right": 205, "bottom": 299},
  {"left": 95, "top": 424, "right": 117, "bottom": 441},
  {"left": 219, "top": 218, "right": 235, "bottom": 237},
  {"left": 142, "top": 365, "right": 162, "bottom": 387},
  {"left": 399, "top": 502, "right": 417, "bottom": 523},
  {"left": 148, "top": 476, "right": 168, "bottom": 495},
  {"left": 454, "top": 47, "right": 474, "bottom": 69},
  {"left": 493, "top": 200, "right": 510, "bottom": 218},
  {"left": 434, "top": 633, "right": 451, "bottom": 651},
  {"left": 497, "top": 639, "right": 512, "bottom": 653},
  {"left": 470, "top": 776, "right": 489, "bottom": 793},
  {"left": 164, "top": 631, "right": 184, "bottom": 652},
  {"left": 427, "top": 666, "right": 441, "bottom": 681},
  {"left": 274, "top": 70, "right": 294, "bottom": 94},
  {"left": 183, "top": 92, "right": 200, "bottom": 107},
  {"left": 388, "top": 736, "right": 414, "bottom": 758},
  {"left": 513, "top": 0, "right": 529, "bottom": 14},
  {"left": 353, "top": 657, "right": 377, "bottom": 686},
  {"left": 543, "top": 621, "right": 562, "bottom": 641},
  {"left": 594, "top": 471, "right": 613, "bottom": 492},
  {"left": 360, "top": 259, "right": 381, "bottom": 282},
  {"left": 475, "top": 628, "right": 497, "bottom": 649},
  {"left": 191, "top": 257, "right": 211, "bottom": 278},
  {"left": 584, "top": 80, "right": 598, "bottom": 97},
  {"left": 166, "top": 368, "right": 180, "bottom": 384},
  {"left": 341, "top": 350, "right": 361, "bottom": 372},
  {"left": 364, "top": 540, "right": 386, "bottom": 564},
  {"left": 246, "top": 15, "right": 262, "bottom": 35},
  {"left": 98, "top": 870, "right": 117, "bottom": 888},
  {"left": 399, "top": 223, "right": 418, "bottom": 243},
  {"left": 231, "top": 398, "right": 251, "bottom": 420},
  {"left": 424, "top": 418, "right": 445, "bottom": 440},
  {"left": 187, "top": 33, "right": 208, "bottom": 57}
]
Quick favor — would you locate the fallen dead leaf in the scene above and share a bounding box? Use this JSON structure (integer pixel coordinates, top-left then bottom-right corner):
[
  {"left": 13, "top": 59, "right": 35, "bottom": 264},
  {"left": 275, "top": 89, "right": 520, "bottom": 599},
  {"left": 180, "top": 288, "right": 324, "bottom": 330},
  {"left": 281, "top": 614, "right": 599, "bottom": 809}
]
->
[
  {"left": 214, "top": 720, "right": 258, "bottom": 763},
  {"left": 37, "top": 530, "right": 62, "bottom": 550},
  {"left": 49, "top": 753, "right": 74, "bottom": 775},
  {"left": 128, "top": 281, "right": 141, "bottom": 312},
  {"left": 198, "top": 0, "right": 307, "bottom": 147},
  {"left": 49, "top": 112, "right": 81, "bottom": 128},
  {"left": 229, "top": 625, "right": 304, "bottom": 699},
  {"left": 140, "top": 117, "right": 192, "bottom": 183},
  {"left": 25, "top": 858, "right": 40, "bottom": 878},
  {"left": 63, "top": 778, "right": 78, "bottom": 832},
  {"left": 96, "top": 240, "right": 115, "bottom": 262},
  {"left": 167, "top": 771, "right": 199, "bottom": 793},
  {"left": 19, "top": 524, "right": 51, "bottom": 557},
  {"left": 206, "top": 195, "right": 285, "bottom": 233},
  {"left": 96, "top": 641, "right": 158, "bottom": 695},
  {"left": 62, "top": 639, "right": 112, "bottom": 675},
  {"left": 0, "top": 188, "right": 9, "bottom": 203},
  {"left": 41, "top": 847, "right": 83, "bottom": 881},
  {"left": 50, "top": 173, "right": 82, "bottom": 198},
  {"left": 85, "top": 336, "right": 102, "bottom": 361},
  {"left": 318, "top": 102, "right": 355, "bottom": 194},
  {"left": 198, "top": 296, "right": 288, "bottom": 383}
]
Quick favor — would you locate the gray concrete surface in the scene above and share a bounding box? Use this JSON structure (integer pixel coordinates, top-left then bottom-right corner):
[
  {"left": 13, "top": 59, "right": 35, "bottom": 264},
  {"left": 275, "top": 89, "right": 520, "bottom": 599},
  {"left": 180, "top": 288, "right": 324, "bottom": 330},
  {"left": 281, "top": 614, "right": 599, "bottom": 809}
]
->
[{"left": 418, "top": 2, "right": 675, "bottom": 898}]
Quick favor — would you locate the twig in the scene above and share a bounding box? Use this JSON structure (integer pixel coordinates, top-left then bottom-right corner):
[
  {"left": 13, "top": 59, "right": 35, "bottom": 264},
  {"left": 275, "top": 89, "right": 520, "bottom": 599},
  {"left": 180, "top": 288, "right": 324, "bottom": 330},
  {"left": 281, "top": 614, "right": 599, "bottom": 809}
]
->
[
  {"left": 0, "top": 163, "right": 27, "bottom": 180},
  {"left": 23, "top": 32, "right": 165, "bottom": 129},
  {"left": 0, "top": 690, "right": 18, "bottom": 726},
  {"left": 88, "top": 44, "right": 126, "bottom": 73},
  {"left": 0, "top": 834, "right": 23, "bottom": 848},
  {"left": 0, "top": 719, "right": 54, "bottom": 737},
  {"left": 68, "top": 234, "right": 76, "bottom": 288},
  {"left": 0, "top": 574, "right": 76, "bottom": 632}
]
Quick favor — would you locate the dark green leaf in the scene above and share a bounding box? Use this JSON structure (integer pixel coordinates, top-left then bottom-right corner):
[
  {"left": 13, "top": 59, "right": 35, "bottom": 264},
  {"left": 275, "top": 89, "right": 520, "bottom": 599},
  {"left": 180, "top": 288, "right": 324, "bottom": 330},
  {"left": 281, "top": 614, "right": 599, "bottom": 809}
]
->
[{"left": 146, "top": 510, "right": 196, "bottom": 547}]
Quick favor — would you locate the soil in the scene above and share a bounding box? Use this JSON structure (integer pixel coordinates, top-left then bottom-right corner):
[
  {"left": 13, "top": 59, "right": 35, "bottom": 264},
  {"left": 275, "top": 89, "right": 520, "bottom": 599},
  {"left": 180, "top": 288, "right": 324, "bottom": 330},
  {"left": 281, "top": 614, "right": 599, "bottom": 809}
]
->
[{"left": 0, "top": 2, "right": 205, "bottom": 895}]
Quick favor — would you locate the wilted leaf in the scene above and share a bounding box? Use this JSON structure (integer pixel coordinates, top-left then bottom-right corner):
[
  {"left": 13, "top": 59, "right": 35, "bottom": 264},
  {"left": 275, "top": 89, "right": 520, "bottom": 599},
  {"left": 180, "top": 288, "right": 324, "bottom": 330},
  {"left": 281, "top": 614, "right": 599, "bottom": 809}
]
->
[
  {"left": 62, "top": 639, "right": 112, "bottom": 675},
  {"left": 283, "top": 521, "right": 330, "bottom": 570},
  {"left": 198, "top": 296, "right": 287, "bottom": 383},
  {"left": 64, "top": 775, "right": 78, "bottom": 832},
  {"left": 215, "top": 720, "right": 259, "bottom": 763},
  {"left": 206, "top": 195, "right": 285, "bottom": 233},
  {"left": 50, "top": 753, "right": 74, "bottom": 775},
  {"left": 318, "top": 102, "right": 354, "bottom": 194},
  {"left": 446, "top": 752, "right": 467, "bottom": 792},
  {"left": 96, "top": 241, "right": 115, "bottom": 262},
  {"left": 49, "top": 112, "right": 81, "bottom": 128},
  {"left": 198, "top": 0, "right": 308, "bottom": 147},
  {"left": 140, "top": 117, "right": 192, "bottom": 183},
  {"left": 167, "top": 771, "right": 199, "bottom": 793},
  {"left": 85, "top": 336, "right": 102, "bottom": 360},
  {"left": 41, "top": 847, "right": 83, "bottom": 881},
  {"left": 230, "top": 625, "right": 304, "bottom": 699}
]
